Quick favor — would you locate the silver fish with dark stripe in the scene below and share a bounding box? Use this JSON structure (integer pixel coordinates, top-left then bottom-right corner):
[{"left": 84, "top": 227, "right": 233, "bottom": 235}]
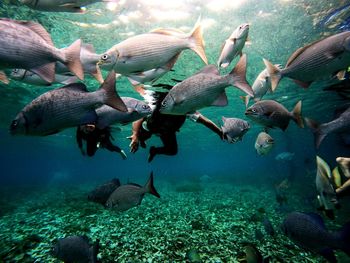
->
[
  {"left": 264, "top": 31, "right": 350, "bottom": 91},
  {"left": 10, "top": 71, "right": 127, "bottom": 136},
  {"left": 0, "top": 18, "right": 84, "bottom": 84},
  {"left": 159, "top": 54, "right": 253, "bottom": 115},
  {"left": 96, "top": 97, "right": 153, "bottom": 129}
]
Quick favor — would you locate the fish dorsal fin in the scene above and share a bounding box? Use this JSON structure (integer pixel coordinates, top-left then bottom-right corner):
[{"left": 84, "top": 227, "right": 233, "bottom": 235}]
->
[
  {"left": 11, "top": 20, "right": 54, "bottom": 47},
  {"left": 60, "top": 82, "right": 88, "bottom": 92},
  {"left": 196, "top": 65, "right": 219, "bottom": 75},
  {"left": 126, "top": 183, "right": 142, "bottom": 188},
  {"left": 211, "top": 92, "right": 228, "bottom": 106},
  {"left": 286, "top": 39, "right": 324, "bottom": 67},
  {"left": 82, "top": 43, "right": 96, "bottom": 54},
  {"left": 149, "top": 28, "right": 185, "bottom": 36}
]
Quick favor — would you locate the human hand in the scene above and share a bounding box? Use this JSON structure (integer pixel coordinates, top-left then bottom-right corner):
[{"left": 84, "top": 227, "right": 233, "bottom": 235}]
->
[{"left": 127, "top": 134, "right": 139, "bottom": 153}]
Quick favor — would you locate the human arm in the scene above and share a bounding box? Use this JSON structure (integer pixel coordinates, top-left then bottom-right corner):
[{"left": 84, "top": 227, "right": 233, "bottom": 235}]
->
[{"left": 188, "top": 112, "right": 224, "bottom": 140}]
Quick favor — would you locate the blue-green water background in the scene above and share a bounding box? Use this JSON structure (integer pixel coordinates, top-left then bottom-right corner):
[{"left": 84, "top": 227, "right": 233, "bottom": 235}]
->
[{"left": 0, "top": 0, "right": 348, "bottom": 185}]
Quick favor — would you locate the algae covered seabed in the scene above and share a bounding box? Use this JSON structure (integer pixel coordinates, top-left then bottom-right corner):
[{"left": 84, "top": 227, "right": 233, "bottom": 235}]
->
[{"left": 1, "top": 179, "right": 349, "bottom": 263}]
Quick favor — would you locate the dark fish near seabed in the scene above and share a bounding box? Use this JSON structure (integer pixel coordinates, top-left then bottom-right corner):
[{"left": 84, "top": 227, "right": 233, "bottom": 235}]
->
[
  {"left": 263, "top": 31, "right": 350, "bottom": 91},
  {"left": 221, "top": 117, "right": 250, "bottom": 143},
  {"left": 281, "top": 211, "right": 350, "bottom": 263},
  {"left": 305, "top": 106, "right": 350, "bottom": 149},
  {"left": 88, "top": 178, "right": 121, "bottom": 206},
  {"left": 0, "top": 18, "right": 84, "bottom": 84},
  {"left": 262, "top": 217, "right": 275, "bottom": 236},
  {"left": 10, "top": 71, "right": 127, "bottom": 136},
  {"left": 254, "top": 131, "right": 274, "bottom": 156},
  {"left": 52, "top": 235, "right": 99, "bottom": 263},
  {"left": 160, "top": 54, "right": 253, "bottom": 115},
  {"left": 98, "top": 19, "right": 207, "bottom": 75},
  {"left": 245, "top": 100, "right": 303, "bottom": 131},
  {"left": 10, "top": 68, "right": 78, "bottom": 86},
  {"left": 315, "top": 156, "right": 339, "bottom": 220},
  {"left": 106, "top": 172, "right": 160, "bottom": 212},
  {"left": 96, "top": 97, "right": 153, "bottom": 129},
  {"left": 20, "top": 0, "right": 115, "bottom": 12}
]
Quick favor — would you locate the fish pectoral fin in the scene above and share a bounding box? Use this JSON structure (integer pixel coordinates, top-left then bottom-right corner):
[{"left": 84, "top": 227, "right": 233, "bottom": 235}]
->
[
  {"left": 31, "top": 63, "right": 56, "bottom": 84},
  {"left": 0, "top": 71, "right": 9, "bottom": 84},
  {"left": 211, "top": 92, "right": 228, "bottom": 106}
]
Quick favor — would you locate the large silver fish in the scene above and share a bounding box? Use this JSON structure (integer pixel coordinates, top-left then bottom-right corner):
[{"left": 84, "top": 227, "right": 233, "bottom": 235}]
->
[
  {"left": 20, "top": 0, "right": 113, "bottom": 12},
  {"left": 217, "top": 23, "right": 249, "bottom": 68},
  {"left": 96, "top": 97, "right": 153, "bottom": 129},
  {"left": 305, "top": 106, "right": 350, "bottom": 149},
  {"left": 315, "top": 156, "right": 339, "bottom": 219},
  {"left": 98, "top": 20, "right": 207, "bottom": 75},
  {"left": 159, "top": 54, "right": 253, "bottom": 115},
  {"left": 221, "top": 117, "right": 250, "bottom": 143},
  {"left": 254, "top": 131, "right": 274, "bottom": 156},
  {"left": 10, "top": 71, "right": 127, "bottom": 136},
  {"left": 245, "top": 100, "right": 303, "bottom": 131},
  {"left": 10, "top": 68, "right": 78, "bottom": 86},
  {"left": 264, "top": 31, "right": 350, "bottom": 91},
  {"left": 106, "top": 172, "right": 160, "bottom": 212},
  {"left": 0, "top": 18, "right": 84, "bottom": 84}
]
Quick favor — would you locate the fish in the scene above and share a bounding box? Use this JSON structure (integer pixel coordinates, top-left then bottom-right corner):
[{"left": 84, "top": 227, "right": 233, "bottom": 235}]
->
[
  {"left": 10, "top": 71, "right": 127, "bottom": 136},
  {"left": 245, "top": 100, "right": 303, "bottom": 131},
  {"left": 254, "top": 131, "right": 274, "bottom": 156},
  {"left": 262, "top": 217, "right": 275, "bottom": 236},
  {"left": 20, "top": 0, "right": 114, "bottom": 12},
  {"left": 87, "top": 178, "right": 121, "bottom": 206},
  {"left": 275, "top": 152, "right": 295, "bottom": 161},
  {"left": 315, "top": 156, "right": 339, "bottom": 220},
  {"left": 221, "top": 117, "right": 250, "bottom": 143},
  {"left": 159, "top": 54, "right": 253, "bottom": 115},
  {"left": 305, "top": 106, "right": 350, "bottom": 149},
  {"left": 319, "top": 3, "right": 350, "bottom": 31},
  {"left": 0, "top": 18, "right": 84, "bottom": 84},
  {"left": 98, "top": 19, "right": 207, "bottom": 75},
  {"left": 281, "top": 211, "right": 350, "bottom": 263},
  {"left": 263, "top": 31, "right": 350, "bottom": 91},
  {"left": 56, "top": 43, "right": 103, "bottom": 83},
  {"left": 10, "top": 68, "right": 78, "bottom": 86},
  {"left": 106, "top": 172, "right": 160, "bottom": 212},
  {"left": 217, "top": 23, "right": 250, "bottom": 68},
  {"left": 96, "top": 97, "right": 153, "bottom": 129},
  {"left": 52, "top": 235, "right": 99, "bottom": 263},
  {"left": 240, "top": 64, "right": 282, "bottom": 107},
  {"left": 336, "top": 157, "right": 350, "bottom": 178}
]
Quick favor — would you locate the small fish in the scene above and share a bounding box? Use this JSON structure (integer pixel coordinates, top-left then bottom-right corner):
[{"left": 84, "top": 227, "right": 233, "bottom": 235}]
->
[
  {"left": 241, "top": 64, "right": 282, "bottom": 107},
  {"left": 10, "top": 68, "right": 78, "bottom": 86},
  {"left": 254, "top": 131, "right": 274, "bottom": 156},
  {"left": 245, "top": 100, "right": 303, "bottom": 131},
  {"left": 52, "top": 235, "right": 99, "bottom": 263},
  {"left": 263, "top": 31, "right": 350, "bottom": 91},
  {"left": 88, "top": 178, "right": 121, "bottom": 206},
  {"left": 281, "top": 211, "right": 350, "bottom": 263},
  {"left": 0, "top": 18, "right": 84, "bottom": 84},
  {"left": 96, "top": 97, "right": 153, "bottom": 129},
  {"left": 106, "top": 172, "right": 160, "bottom": 212},
  {"left": 10, "top": 71, "right": 127, "bottom": 136},
  {"left": 98, "top": 19, "right": 207, "bottom": 76},
  {"left": 20, "top": 0, "right": 113, "bottom": 12},
  {"left": 217, "top": 23, "right": 250, "bottom": 68},
  {"left": 305, "top": 106, "right": 350, "bottom": 149},
  {"left": 221, "top": 117, "right": 250, "bottom": 143},
  {"left": 275, "top": 152, "right": 295, "bottom": 161},
  {"left": 315, "top": 156, "right": 339, "bottom": 220},
  {"left": 262, "top": 217, "right": 275, "bottom": 236},
  {"left": 160, "top": 54, "right": 253, "bottom": 115}
]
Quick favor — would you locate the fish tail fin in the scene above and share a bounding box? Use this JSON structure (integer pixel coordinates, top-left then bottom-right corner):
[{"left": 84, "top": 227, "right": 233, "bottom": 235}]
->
[
  {"left": 145, "top": 171, "right": 160, "bottom": 198},
  {"left": 229, "top": 54, "right": 254, "bottom": 97},
  {"left": 291, "top": 100, "right": 304, "bottom": 128},
  {"left": 62, "top": 39, "right": 84, "bottom": 80},
  {"left": 99, "top": 70, "right": 127, "bottom": 112},
  {"left": 90, "top": 239, "right": 100, "bottom": 263},
  {"left": 239, "top": 95, "right": 250, "bottom": 108},
  {"left": 188, "top": 18, "right": 208, "bottom": 65},
  {"left": 263, "top": 58, "right": 281, "bottom": 92},
  {"left": 305, "top": 117, "right": 327, "bottom": 149}
]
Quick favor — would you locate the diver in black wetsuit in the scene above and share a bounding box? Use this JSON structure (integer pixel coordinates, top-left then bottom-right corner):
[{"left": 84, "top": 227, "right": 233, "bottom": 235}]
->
[
  {"left": 76, "top": 124, "right": 127, "bottom": 159},
  {"left": 128, "top": 91, "right": 225, "bottom": 162}
]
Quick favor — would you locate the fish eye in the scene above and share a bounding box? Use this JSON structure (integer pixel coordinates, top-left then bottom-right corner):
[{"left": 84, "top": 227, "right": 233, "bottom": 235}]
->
[
  {"left": 13, "top": 69, "right": 19, "bottom": 73},
  {"left": 101, "top": 54, "right": 109, "bottom": 61},
  {"left": 142, "top": 105, "right": 148, "bottom": 109},
  {"left": 161, "top": 100, "right": 167, "bottom": 107}
]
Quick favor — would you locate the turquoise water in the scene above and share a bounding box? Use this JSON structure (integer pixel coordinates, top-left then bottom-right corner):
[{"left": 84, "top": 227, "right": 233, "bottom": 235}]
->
[{"left": 0, "top": 0, "right": 350, "bottom": 262}]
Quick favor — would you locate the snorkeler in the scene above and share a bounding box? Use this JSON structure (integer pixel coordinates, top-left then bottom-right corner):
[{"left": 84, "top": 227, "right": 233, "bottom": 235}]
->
[{"left": 76, "top": 124, "right": 127, "bottom": 159}]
